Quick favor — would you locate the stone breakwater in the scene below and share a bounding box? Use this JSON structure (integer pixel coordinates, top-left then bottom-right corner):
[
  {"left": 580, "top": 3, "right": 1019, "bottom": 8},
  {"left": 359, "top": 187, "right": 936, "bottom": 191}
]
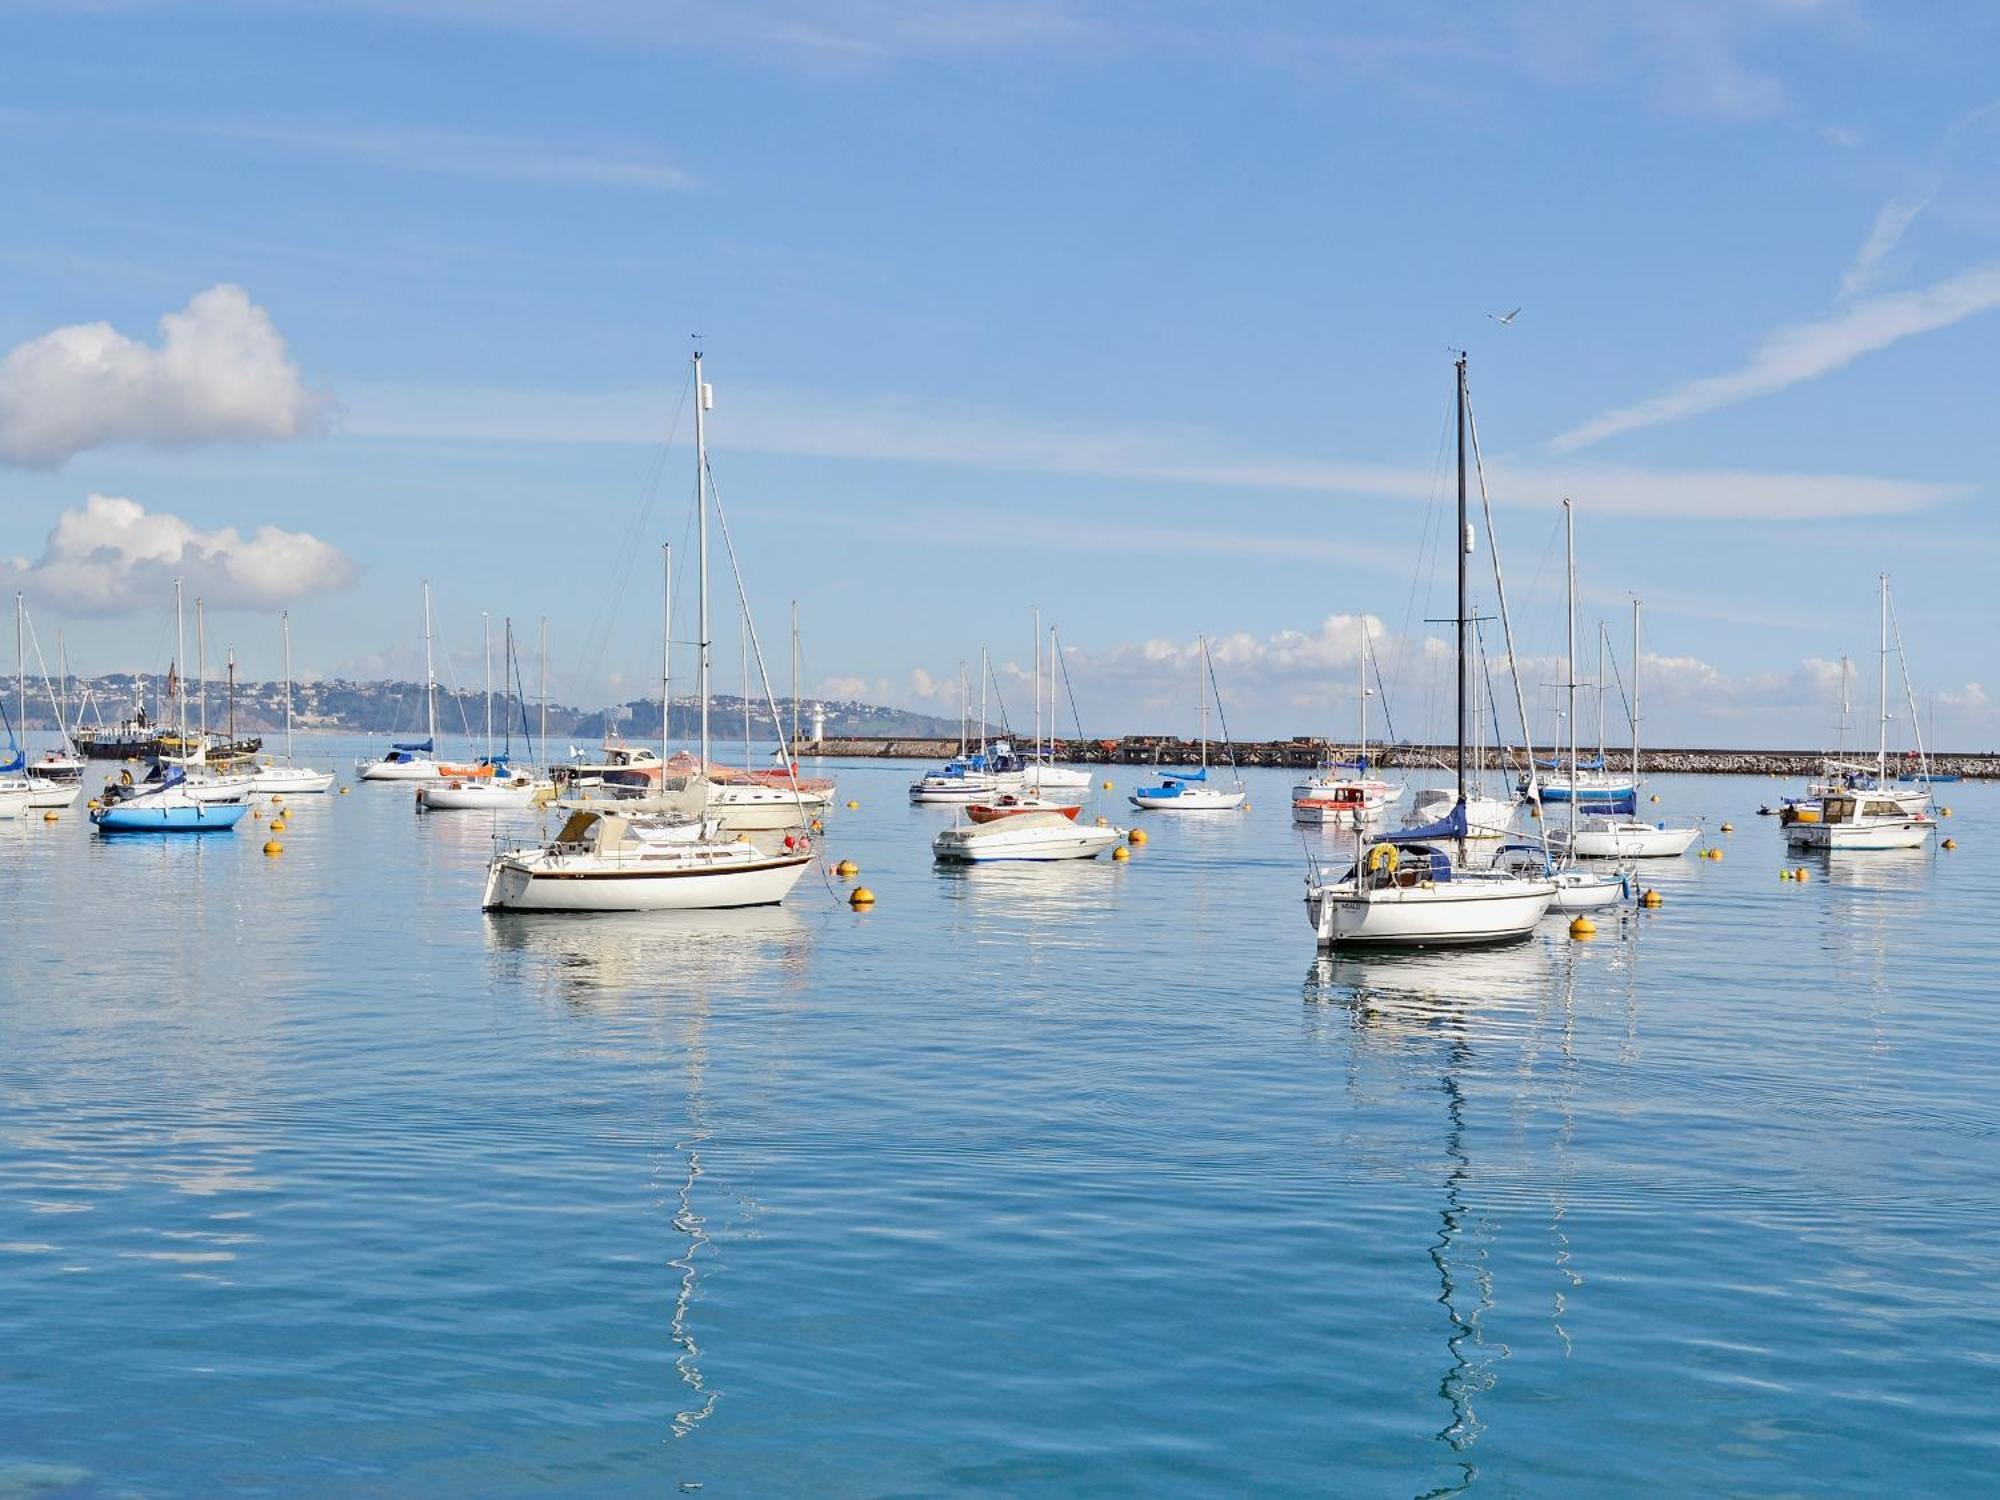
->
[{"left": 798, "top": 737, "right": 2000, "bottom": 780}]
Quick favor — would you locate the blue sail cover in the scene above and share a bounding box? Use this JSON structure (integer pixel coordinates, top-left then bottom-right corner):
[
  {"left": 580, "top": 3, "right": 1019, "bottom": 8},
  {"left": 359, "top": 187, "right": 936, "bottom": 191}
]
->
[
  {"left": 1579, "top": 791, "right": 1637, "bottom": 816},
  {"left": 0, "top": 749, "right": 22, "bottom": 774},
  {"left": 1159, "top": 767, "right": 1209, "bottom": 783},
  {"left": 392, "top": 739, "right": 434, "bottom": 753},
  {"left": 1385, "top": 800, "right": 1469, "bottom": 846},
  {"left": 1536, "top": 754, "right": 1607, "bottom": 770}
]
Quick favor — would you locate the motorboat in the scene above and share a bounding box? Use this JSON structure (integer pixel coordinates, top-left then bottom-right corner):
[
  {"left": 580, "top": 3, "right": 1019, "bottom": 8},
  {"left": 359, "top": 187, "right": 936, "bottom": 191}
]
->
[
  {"left": 932, "top": 809, "right": 1124, "bottom": 862},
  {"left": 1548, "top": 812, "right": 1700, "bottom": 860},
  {"left": 1782, "top": 793, "right": 1933, "bottom": 851},
  {"left": 967, "top": 793, "right": 1082, "bottom": 823},
  {"left": 418, "top": 755, "right": 549, "bottom": 811},
  {"left": 910, "top": 757, "right": 1000, "bottom": 804},
  {"left": 1293, "top": 625, "right": 1406, "bottom": 827},
  {"left": 358, "top": 582, "right": 448, "bottom": 782},
  {"left": 1130, "top": 635, "right": 1246, "bottom": 812}
]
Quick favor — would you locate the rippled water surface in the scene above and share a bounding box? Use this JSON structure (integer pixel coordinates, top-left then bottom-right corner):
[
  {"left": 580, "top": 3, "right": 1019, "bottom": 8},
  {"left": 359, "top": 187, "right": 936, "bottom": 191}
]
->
[{"left": 4, "top": 749, "right": 1997, "bottom": 1496}]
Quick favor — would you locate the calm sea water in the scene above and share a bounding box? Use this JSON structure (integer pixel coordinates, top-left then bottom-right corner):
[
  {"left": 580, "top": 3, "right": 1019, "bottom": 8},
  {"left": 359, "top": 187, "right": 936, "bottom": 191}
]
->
[{"left": 3, "top": 745, "right": 1996, "bottom": 1496}]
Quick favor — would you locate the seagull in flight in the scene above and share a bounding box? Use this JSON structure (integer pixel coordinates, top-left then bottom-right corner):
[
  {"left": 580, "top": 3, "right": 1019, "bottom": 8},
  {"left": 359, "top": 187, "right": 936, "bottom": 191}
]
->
[{"left": 1489, "top": 307, "right": 1521, "bottom": 326}]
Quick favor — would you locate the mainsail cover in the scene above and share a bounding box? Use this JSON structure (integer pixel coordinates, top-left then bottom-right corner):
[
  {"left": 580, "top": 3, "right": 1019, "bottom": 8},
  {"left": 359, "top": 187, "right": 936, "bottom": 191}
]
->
[{"left": 1385, "top": 799, "right": 1468, "bottom": 846}]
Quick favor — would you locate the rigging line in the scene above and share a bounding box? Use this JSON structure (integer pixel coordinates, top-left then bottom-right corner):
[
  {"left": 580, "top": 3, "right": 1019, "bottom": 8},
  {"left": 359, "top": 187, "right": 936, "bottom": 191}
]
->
[
  {"left": 701, "top": 460, "right": 827, "bottom": 854},
  {"left": 1054, "top": 629, "right": 1089, "bottom": 743},
  {"left": 1885, "top": 588, "right": 1930, "bottom": 772},
  {"left": 1203, "top": 642, "right": 1241, "bottom": 773},
  {"left": 1394, "top": 392, "right": 1456, "bottom": 735},
  {"left": 1462, "top": 380, "right": 1539, "bottom": 786},
  {"left": 565, "top": 367, "right": 695, "bottom": 706},
  {"left": 18, "top": 608, "right": 71, "bottom": 750}
]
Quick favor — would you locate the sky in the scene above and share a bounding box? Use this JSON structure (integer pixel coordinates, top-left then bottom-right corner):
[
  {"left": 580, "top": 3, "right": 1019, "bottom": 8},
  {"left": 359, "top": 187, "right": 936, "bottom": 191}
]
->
[{"left": 1, "top": 0, "right": 1997, "bottom": 749}]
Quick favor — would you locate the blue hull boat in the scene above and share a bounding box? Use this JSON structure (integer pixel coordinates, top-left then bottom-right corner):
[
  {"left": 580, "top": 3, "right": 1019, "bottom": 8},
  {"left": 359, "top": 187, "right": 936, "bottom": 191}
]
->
[{"left": 91, "top": 794, "right": 250, "bottom": 833}]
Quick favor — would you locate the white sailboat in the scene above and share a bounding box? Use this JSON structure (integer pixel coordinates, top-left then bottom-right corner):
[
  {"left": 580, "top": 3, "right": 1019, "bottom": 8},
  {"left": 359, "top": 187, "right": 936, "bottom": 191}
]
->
[
  {"left": 1549, "top": 599, "right": 1700, "bottom": 860},
  {"left": 419, "top": 617, "right": 549, "bottom": 810},
  {"left": 169, "top": 600, "right": 258, "bottom": 803},
  {"left": 1129, "top": 635, "right": 1247, "bottom": 811},
  {"left": 10, "top": 596, "right": 82, "bottom": 806},
  {"left": 358, "top": 583, "right": 447, "bottom": 782},
  {"left": 254, "top": 611, "right": 336, "bottom": 794},
  {"left": 1305, "top": 355, "right": 1553, "bottom": 948},
  {"left": 1785, "top": 575, "right": 1934, "bottom": 851},
  {"left": 484, "top": 349, "right": 813, "bottom": 912},
  {"left": 1021, "top": 616, "right": 1093, "bottom": 792},
  {"left": 1292, "top": 624, "right": 1404, "bottom": 829},
  {"left": 1542, "top": 502, "right": 1626, "bottom": 911},
  {"left": 909, "top": 657, "right": 1014, "bottom": 803}
]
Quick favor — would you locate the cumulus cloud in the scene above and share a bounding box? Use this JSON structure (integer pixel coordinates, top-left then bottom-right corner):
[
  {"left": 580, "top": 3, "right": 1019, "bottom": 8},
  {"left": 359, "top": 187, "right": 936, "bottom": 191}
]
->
[
  {"left": 3, "top": 495, "right": 359, "bottom": 616},
  {"left": 0, "top": 284, "right": 330, "bottom": 468}
]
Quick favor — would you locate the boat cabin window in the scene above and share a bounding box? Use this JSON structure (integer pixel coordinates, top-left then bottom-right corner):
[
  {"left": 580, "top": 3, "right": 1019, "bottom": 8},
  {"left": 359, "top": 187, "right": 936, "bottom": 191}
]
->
[
  {"left": 1862, "top": 800, "right": 1899, "bottom": 817},
  {"left": 1823, "top": 796, "right": 1856, "bottom": 820}
]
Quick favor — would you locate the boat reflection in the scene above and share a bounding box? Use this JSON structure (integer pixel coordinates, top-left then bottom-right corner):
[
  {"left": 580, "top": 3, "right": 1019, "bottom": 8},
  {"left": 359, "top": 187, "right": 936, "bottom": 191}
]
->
[
  {"left": 932, "top": 856, "right": 1128, "bottom": 945},
  {"left": 1304, "top": 938, "right": 1610, "bottom": 1497},
  {"left": 485, "top": 905, "right": 813, "bottom": 1007},
  {"left": 1810, "top": 844, "right": 1934, "bottom": 892}
]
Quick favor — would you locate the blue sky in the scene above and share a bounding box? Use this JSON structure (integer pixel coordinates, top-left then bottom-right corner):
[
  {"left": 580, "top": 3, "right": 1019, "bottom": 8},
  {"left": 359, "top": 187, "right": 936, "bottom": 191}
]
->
[{"left": 1, "top": 1, "right": 1996, "bottom": 747}]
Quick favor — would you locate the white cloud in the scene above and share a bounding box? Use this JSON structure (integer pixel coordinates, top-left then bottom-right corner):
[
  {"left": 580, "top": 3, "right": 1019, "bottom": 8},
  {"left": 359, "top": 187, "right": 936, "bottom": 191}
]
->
[
  {"left": 0, "top": 285, "right": 329, "bottom": 468},
  {"left": 3, "top": 495, "right": 359, "bottom": 616},
  {"left": 1939, "top": 682, "right": 1988, "bottom": 710},
  {"left": 342, "top": 379, "right": 1962, "bottom": 522},
  {"left": 1551, "top": 262, "right": 2000, "bottom": 452},
  {"left": 1837, "top": 100, "right": 2000, "bottom": 301}
]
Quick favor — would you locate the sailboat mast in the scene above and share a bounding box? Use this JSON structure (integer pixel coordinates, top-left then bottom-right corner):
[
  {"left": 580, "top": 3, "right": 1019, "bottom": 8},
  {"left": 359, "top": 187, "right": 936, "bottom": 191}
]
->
[
  {"left": 197, "top": 598, "right": 207, "bottom": 747},
  {"left": 422, "top": 580, "right": 436, "bottom": 749},
  {"left": 175, "top": 580, "right": 186, "bottom": 752},
  {"left": 672, "top": 544, "right": 680, "bottom": 764},
  {"left": 1631, "top": 598, "right": 1642, "bottom": 784},
  {"left": 693, "top": 350, "right": 712, "bottom": 769},
  {"left": 1358, "top": 624, "right": 1368, "bottom": 767},
  {"left": 1198, "top": 636, "right": 1209, "bottom": 773},
  {"left": 58, "top": 630, "right": 69, "bottom": 749},
  {"left": 1877, "top": 571, "right": 1890, "bottom": 784},
  {"left": 482, "top": 612, "right": 492, "bottom": 758},
  {"left": 1033, "top": 608, "right": 1042, "bottom": 762},
  {"left": 14, "top": 593, "right": 22, "bottom": 749},
  {"left": 1565, "top": 501, "right": 1578, "bottom": 850},
  {"left": 1596, "top": 624, "right": 1606, "bottom": 763},
  {"left": 790, "top": 600, "right": 799, "bottom": 754},
  {"left": 957, "top": 662, "right": 967, "bottom": 757},
  {"left": 979, "top": 648, "right": 989, "bottom": 757},
  {"left": 538, "top": 617, "right": 548, "bottom": 768},
  {"left": 227, "top": 649, "right": 236, "bottom": 746},
  {"left": 502, "top": 617, "right": 513, "bottom": 754},
  {"left": 283, "top": 611, "right": 295, "bottom": 766},
  {"left": 1454, "top": 355, "right": 1469, "bottom": 829}
]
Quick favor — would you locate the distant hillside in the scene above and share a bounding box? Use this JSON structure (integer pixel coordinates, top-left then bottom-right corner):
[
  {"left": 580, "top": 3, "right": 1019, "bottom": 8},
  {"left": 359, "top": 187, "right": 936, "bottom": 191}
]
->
[{"left": 36, "top": 675, "right": 975, "bottom": 742}]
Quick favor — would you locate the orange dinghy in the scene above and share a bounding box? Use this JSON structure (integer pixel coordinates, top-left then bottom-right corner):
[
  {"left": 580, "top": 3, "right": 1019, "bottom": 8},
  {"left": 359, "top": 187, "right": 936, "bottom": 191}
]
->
[{"left": 967, "top": 794, "right": 1082, "bottom": 824}]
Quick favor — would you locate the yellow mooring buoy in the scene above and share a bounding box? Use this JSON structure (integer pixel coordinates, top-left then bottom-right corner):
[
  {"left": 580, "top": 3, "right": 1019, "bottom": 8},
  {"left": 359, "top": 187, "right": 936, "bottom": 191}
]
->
[
  {"left": 1640, "top": 889, "right": 1663, "bottom": 908},
  {"left": 1569, "top": 915, "right": 1596, "bottom": 939},
  {"left": 270, "top": 819, "right": 287, "bottom": 833},
  {"left": 1940, "top": 806, "right": 1953, "bottom": 818},
  {"left": 339, "top": 786, "right": 349, "bottom": 795},
  {"left": 1720, "top": 822, "right": 1735, "bottom": 833},
  {"left": 849, "top": 886, "right": 876, "bottom": 908},
  {"left": 1128, "top": 828, "right": 1148, "bottom": 845},
  {"left": 42, "top": 810, "right": 58, "bottom": 823},
  {"left": 1795, "top": 867, "right": 1812, "bottom": 882},
  {"left": 1942, "top": 837, "right": 1957, "bottom": 850},
  {"left": 1780, "top": 868, "right": 1794, "bottom": 880},
  {"left": 1102, "top": 780, "right": 1114, "bottom": 791},
  {"left": 846, "top": 800, "right": 860, "bottom": 810},
  {"left": 835, "top": 859, "right": 858, "bottom": 877},
  {"left": 1112, "top": 845, "right": 1130, "bottom": 861},
  {"left": 263, "top": 840, "right": 284, "bottom": 856}
]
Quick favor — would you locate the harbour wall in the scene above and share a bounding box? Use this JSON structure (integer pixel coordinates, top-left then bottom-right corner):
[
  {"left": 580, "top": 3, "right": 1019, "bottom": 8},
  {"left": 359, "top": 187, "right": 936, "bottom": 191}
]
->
[{"left": 794, "top": 736, "right": 2000, "bottom": 780}]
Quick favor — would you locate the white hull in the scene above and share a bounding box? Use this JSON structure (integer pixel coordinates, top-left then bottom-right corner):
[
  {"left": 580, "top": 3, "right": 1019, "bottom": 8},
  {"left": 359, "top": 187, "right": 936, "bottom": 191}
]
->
[
  {"left": 708, "top": 784, "right": 827, "bottom": 829},
  {"left": 482, "top": 848, "right": 812, "bottom": 911},
  {"left": 254, "top": 765, "right": 336, "bottom": 795},
  {"left": 1021, "top": 762, "right": 1094, "bottom": 791},
  {"left": 25, "top": 777, "right": 81, "bottom": 809},
  {"left": 1291, "top": 776, "right": 1402, "bottom": 808},
  {"left": 933, "top": 817, "right": 1123, "bottom": 862},
  {"left": 1547, "top": 870, "right": 1626, "bottom": 912},
  {"left": 1552, "top": 822, "right": 1700, "bottom": 859},
  {"left": 1308, "top": 876, "right": 1553, "bottom": 948},
  {"left": 1129, "top": 787, "right": 1246, "bottom": 811},
  {"left": 910, "top": 779, "right": 997, "bottom": 804},
  {"left": 419, "top": 780, "right": 546, "bottom": 811},
  {"left": 0, "top": 788, "right": 31, "bottom": 819},
  {"left": 184, "top": 773, "right": 258, "bottom": 804},
  {"left": 359, "top": 757, "right": 444, "bottom": 782},
  {"left": 1785, "top": 820, "right": 1932, "bottom": 851}
]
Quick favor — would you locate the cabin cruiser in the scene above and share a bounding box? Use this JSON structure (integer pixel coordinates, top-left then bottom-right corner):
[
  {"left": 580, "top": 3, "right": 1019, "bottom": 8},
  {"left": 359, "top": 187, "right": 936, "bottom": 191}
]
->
[
  {"left": 1781, "top": 792, "right": 1933, "bottom": 851},
  {"left": 933, "top": 809, "right": 1123, "bottom": 863}
]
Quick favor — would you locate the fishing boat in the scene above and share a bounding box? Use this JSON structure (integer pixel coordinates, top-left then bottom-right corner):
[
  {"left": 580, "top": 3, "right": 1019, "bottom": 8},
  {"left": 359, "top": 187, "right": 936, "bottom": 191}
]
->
[
  {"left": 358, "top": 583, "right": 447, "bottom": 782},
  {"left": 1293, "top": 625, "right": 1404, "bottom": 828},
  {"left": 1783, "top": 791, "right": 1934, "bottom": 850},
  {"left": 1305, "top": 355, "right": 1554, "bottom": 948},
  {"left": 1783, "top": 575, "right": 1936, "bottom": 853},
  {"left": 933, "top": 809, "right": 1123, "bottom": 862},
  {"left": 91, "top": 583, "right": 250, "bottom": 834},
  {"left": 1130, "top": 636, "right": 1246, "bottom": 811},
  {"left": 253, "top": 612, "right": 336, "bottom": 794},
  {"left": 484, "top": 350, "right": 812, "bottom": 912}
]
